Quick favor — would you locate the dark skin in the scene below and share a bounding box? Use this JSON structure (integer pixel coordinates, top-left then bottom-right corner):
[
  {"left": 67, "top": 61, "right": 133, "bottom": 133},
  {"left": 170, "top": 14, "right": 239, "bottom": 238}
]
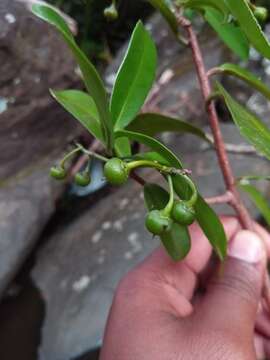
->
[{"left": 100, "top": 217, "right": 270, "bottom": 360}]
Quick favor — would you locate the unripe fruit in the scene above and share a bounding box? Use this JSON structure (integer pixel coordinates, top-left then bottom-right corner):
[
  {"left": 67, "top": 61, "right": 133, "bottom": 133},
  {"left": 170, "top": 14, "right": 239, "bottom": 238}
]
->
[
  {"left": 172, "top": 201, "right": 195, "bottom": 226},
  {"left": 104, "top": 158, "right": 129, "bottom": 186},
  {"left": 74, "top": 172, "right": 91, "bottom": 187},
  {"left": 145, "top": 210, "right": 172, "bottom": 235},
  {"left": 50, "top": 166, "right": 67, "bottom": 180},
  {"left": 104, "top": 4, "right": 118, "bottom": 20},
  {"left": 254, "top": 7, "right": 268, "bottom": 23}
]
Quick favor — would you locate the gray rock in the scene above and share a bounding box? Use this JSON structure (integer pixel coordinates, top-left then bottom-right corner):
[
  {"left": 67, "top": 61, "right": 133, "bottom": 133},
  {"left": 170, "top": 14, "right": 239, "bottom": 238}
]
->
[
  {"left": 32, "top": 123, "right": 269, "bottom": 360},
  {"left": 0, "top": 0, "right": 82, "bottom": 297}
]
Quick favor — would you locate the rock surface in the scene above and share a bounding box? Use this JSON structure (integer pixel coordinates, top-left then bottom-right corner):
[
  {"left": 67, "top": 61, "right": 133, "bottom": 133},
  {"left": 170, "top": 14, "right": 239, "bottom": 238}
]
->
[
  {"left": 0, "top": 0, "right": 81, "bottom": 297},
  {"left": 32, "top": 124, "right": 269, "bottom": 360}
]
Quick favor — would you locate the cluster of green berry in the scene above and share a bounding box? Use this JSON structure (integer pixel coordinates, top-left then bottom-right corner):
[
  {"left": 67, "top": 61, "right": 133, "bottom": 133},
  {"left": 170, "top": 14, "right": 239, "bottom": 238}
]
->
[
  {"left": 50, "top": 151, "right": 197, "bottom": 238},
  {"left": 103, "top": 158, "right": 197, "bottom": 237}
]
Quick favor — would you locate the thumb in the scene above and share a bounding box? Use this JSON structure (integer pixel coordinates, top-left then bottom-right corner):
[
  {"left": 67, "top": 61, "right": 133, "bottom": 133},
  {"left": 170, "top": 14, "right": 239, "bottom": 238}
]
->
[{"left": 198, "top": 230, "right": 266, "bottom": 334}]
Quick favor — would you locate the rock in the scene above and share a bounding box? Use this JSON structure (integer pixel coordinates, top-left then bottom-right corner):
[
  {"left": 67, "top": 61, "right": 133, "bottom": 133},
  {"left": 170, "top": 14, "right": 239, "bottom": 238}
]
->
[
  {"left": 32, "top": 123, "right": 269, "bottom": 360},
  {"left": 0, "top": 0, "right": 82, "bottom": 297}
]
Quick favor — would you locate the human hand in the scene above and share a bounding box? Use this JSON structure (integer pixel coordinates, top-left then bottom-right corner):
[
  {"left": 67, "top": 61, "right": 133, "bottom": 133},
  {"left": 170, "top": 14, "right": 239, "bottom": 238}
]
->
[{"left": 100, "top": 217, "right": 270, "bottom": 360}]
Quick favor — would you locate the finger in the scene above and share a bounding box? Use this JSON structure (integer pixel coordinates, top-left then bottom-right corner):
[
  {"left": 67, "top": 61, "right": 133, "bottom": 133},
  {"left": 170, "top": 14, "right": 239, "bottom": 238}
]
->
[
  {"left": 197, "top": 230, "right": 266, "bottom": 336},
  {"left": 253, "top": 222, "right": 270, "bottom": 257},
  {"left": 254, "top": 333, "right": 270, "bottom": 360},
  {"left": 137, "top": 216, "right": 239, "bottom": 300}
]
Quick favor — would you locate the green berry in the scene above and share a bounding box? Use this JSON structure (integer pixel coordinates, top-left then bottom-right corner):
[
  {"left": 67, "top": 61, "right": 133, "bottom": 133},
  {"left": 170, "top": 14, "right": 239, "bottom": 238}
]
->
[
  {"left": 104, "top": 4, "right": 118, "bottom": 20},
  {"left": 172, "top": 201, "right": 195, "bottom": 226},
  {"left": 104, "top": 158, "right": 129, "bottom": 186},
  {"left": 254, "top": 7, "right": 268, "bottom": 23},
  {"left": 74, "top": 172, "right": 91, "bottom": 187},
  {"left": 145, "top": 210, "right": 172, "bottom": 235},
  {"left": 50, "top": 166, "right": 67, "bottom": 180}
]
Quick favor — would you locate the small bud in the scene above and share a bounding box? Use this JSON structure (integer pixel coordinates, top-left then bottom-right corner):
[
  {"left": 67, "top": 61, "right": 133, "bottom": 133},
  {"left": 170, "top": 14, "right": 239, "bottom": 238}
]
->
[
  {"left": 104, "top": 3, "right": 118, "bottom": 21},
  {"left": 254, "top": 6, "right": 268, "bottom": 23},
  {"left": 74, "top": 172, "right": 91, "bottom": 187},
  {"left": 50, "top": 166, "right": 67, "bottom": 180}
]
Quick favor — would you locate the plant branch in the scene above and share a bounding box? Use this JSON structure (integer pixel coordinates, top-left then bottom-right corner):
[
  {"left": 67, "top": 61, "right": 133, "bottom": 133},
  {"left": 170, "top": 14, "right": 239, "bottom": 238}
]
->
[
  {"left": 177, "top": 15, "right": 254, "bottom": 230},
  {"left": 205, "top": 191, "right": 234, "bottom": 205}
]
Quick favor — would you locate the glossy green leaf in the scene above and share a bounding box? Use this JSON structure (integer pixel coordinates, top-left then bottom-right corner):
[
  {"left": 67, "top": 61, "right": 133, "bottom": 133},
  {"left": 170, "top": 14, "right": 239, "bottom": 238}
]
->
[
  {"left": 127, "top": 113, "right": 210, "bottom": 142},
  {"left": 218, "top": 63, "right": 270, "bottom": 101},
  {"left": 115, "top": 130, "right": 183, "bottom": 168},
  {"left": 50, "top": 90, "right": 104, "bottom": 143},
  {"left": 161, "top": 223, "right": 191, "bottom": 261},
  {"left": 239, "top": 175, "right": 270, "bottom": 182},
  {"left": 239, "top": 183, "right": 270, "bottom": 226},
  {"left": 111, "top": 21, "right": 157, "bottom": 130},
  {"left": 216, "top": 82, "right": 270, "bottom": 161},
  {"left": 172, "top": 175, "right": 227, "bottom": 260},
  {"left": 225, "top": 0, "right": 270, "bottom": 59},
  {"left": 194, "top": 195, "right": 227, "bottom": 260},
  {"left": 133, "top": 152, "right": 171, "bottom": 166},
  {"left": 181, "top": 0, "right": 229, "bottom": 18},
  {"left": 114, "top": 137, "right": 131, "bottom": 157},
  {"left": 31, "top": 4, "right": 113, "bottom": 150},
  {"left": 205, "top": 8, "right": 249, "bottom": 60},
  {"left": 147, "top": 0, "right": 179, "bottom": 35},
  {"left": 144, "top": 183, "right": 169, "bottom": 211}
]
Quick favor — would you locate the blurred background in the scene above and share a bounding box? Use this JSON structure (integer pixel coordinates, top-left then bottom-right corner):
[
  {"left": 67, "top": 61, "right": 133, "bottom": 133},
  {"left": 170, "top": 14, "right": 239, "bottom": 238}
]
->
[{"left": 0, "top": 1, "right": 269, "bottom": 359}]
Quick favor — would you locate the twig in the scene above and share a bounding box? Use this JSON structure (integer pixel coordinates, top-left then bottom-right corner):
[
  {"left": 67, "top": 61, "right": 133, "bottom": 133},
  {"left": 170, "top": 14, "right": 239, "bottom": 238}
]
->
[
  {"left": 68, "top": 139, "right": 101, "bottom": 179},
  {"left": 130, "top": 171, "right": 146, "bottom": 186},
  {"left": 177, "top": 15, "right": 254, "bottom": 230},
  {"left": 205, "top": 192, "right": 234, "bottom": 205},
  {"left": 177, "top": 14, "right": 270, "bottom": 317}
]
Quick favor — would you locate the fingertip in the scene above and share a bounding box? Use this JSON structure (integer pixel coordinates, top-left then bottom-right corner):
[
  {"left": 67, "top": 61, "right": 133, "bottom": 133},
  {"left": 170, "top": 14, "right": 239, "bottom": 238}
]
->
[
  {"left": 220, "top": 216, "right": 240, "bottom": 238},
  {"left": 228, "top": 230, "right": 266, "bottom": 264}
]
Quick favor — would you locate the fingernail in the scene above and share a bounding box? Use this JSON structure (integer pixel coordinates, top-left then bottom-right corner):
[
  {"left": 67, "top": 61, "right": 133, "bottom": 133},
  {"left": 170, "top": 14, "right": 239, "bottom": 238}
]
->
[{"left": 228, "top": 230, "right": 265, "bottom": 264}]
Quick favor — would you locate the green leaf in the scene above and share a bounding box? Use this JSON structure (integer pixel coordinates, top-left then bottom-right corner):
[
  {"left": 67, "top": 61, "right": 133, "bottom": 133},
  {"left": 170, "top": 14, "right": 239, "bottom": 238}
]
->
[
  {"left": 218, "top": 63, "right": 270, "bottom": 101},
  {"left": 205, "top": 8, "right": 249, "bottom": 60},
  {"left": 225, "top": 0, "right": 270, "bottom": 59},
  {"left": 216, "top": 82, "right": 270, "bottom": 161},
  {"left": 144, "top": 183, "right": 169, "bottom": 211},
  {"left": 114, "top": 137, "right": 131, "bottom": 157},
  {"left": 31, "top": 4, "right": 113, "bottom": 150},
  {"left": 50, "top": 90, "right": 104, "bottom": 143},
  {"left": 133, "top": 152, "right": 171, "bottom": 166},
  {"left": 239, "top": 175, "right": 270, "bottom": 182},
  {"left": 160, "top": 223, "right": 191, "bottom": 261},
  {"left": 239, "top": 183, "right": 270, "bottom": 226},
  {"left": 147, "top": 0, "right": 179, "bottom": 35},
  {"left": 115, "top": 130, "right": 183, "bottom": 168},
  {"left": 127, "top": 113, "right": 210, "bottom": 142},
  {"left": 110, "top": 21, "right": 157, "bottom": 130},
  {"left": 194, "top": 195, "right": 227, "bottom": 260},
  {"left": 181, "top": 0, "right": 229, "bottom": 19},
  {"left": 172, "top": 175, "right": 227, "bottom": 260},
  {"left": 144, "top": 183, "right": 191, "bottom": 261}
]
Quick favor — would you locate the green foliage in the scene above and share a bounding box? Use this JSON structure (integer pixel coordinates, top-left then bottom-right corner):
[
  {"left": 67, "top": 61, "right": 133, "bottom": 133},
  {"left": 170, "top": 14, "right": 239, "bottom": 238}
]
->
[
  {"left": 216, "top": 83, "right": 270, "bottom": 161},
  {"left": 111, "top": 21, "right": 157, "bottom": 129},
  {"left": 147, "top": 0, "right": 179, "bottom": 35},
  {"left": 32, "top": 1, "right": 270, "bottom": 262},
  {"left": 204, "top": 9, "right": 249, "bottom": 60},
  {"left": 50, "top": 90, "right": 104, "bottom": 144},
  {"left": 217, "top": 63, "right": 270, "bottom": 101},
  {"left": 128, "top": 113, "right": 210, "bottom": 142},
  {"left": 239, "top": 182, "right": 270, "bottom": 226},
  {"left": 32, "top": 4, "right": 113, "bottom": 150},
  {"left": 225, "top": 0, "right": 270, "bottom": 59},
  {"left": 115, "top": 130, "right": 183, "bottom": 168}
]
